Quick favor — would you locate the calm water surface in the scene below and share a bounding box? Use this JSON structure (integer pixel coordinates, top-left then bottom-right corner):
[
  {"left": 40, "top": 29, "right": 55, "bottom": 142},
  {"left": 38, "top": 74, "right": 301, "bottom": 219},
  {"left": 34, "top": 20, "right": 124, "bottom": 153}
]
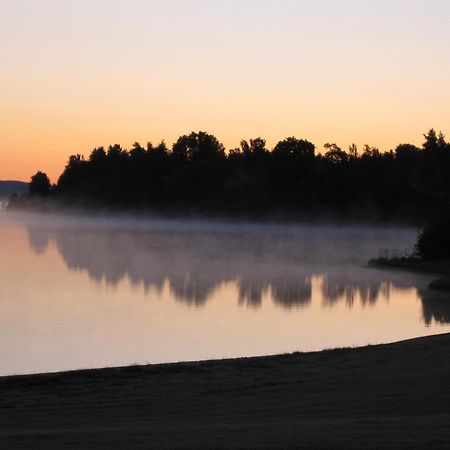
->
[{"left": 1, "top": 211, "right": 449, "bottom": 375}]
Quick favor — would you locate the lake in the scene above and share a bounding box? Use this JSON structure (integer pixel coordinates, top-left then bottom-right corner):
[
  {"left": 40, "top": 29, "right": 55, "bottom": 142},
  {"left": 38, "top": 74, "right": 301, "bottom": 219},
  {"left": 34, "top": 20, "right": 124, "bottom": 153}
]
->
[{"left": 1, "top": 211, "right": 449, "bottom": 375}]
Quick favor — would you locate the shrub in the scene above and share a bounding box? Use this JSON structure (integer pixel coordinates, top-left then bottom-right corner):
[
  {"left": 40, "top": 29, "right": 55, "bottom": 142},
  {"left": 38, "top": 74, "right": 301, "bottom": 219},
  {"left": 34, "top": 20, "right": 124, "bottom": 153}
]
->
[{"left": 415, "top": 210, "right": 450, "bottom": 260}]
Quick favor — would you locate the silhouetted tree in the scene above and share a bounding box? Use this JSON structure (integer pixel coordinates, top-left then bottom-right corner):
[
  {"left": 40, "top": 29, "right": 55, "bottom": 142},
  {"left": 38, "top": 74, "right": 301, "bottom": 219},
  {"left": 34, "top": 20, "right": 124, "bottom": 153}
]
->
[
  {"left": 172, "top": 131, "right": 225, "bottom": 163},
  {"left": 89, "top": 147, "right": 107, "bottom": 165},
  {"left": 240, "top": 138, "right": 268, "bottom": 159},
  {"left": 57, "top": 154, "right": 87, "bottom": 195},
  {"left": 324, "top": 143, "right": 349, "bottom": 164},
  {"left": 362, "top": 145, "right": 381, "bottom": 159},
  {"left": 348, "top": 143, "right": 358, "bottom": 159},
  {"left": 419, "top": 129, "right": 450, "bottom": 210},
  {"left": 167, "top": 132, "right": 227, "bottom": 207},
  {"left": 415, "top": 211, "right": 450, "bottom": 260},
  {"left": 20, "top": 128, "right": 445, "bottom": 220},
  {"left": 271, "top": 137, "right": 315, "bottom": 206},
  {"left": 30, "top": 171, "right": 51, "bottom": 196},
  {"left": 273, "top": 137, "right": 315, "bottom": 160},
  {"left": 423, "top": 129, "right": 441, "bottom": 154}
]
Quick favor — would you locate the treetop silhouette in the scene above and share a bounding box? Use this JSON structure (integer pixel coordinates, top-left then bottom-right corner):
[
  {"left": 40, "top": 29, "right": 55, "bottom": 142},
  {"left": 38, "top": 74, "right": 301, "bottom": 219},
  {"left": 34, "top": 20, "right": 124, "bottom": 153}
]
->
[{"left": 14, "top": 129, "right": 450, "bottom": 220}]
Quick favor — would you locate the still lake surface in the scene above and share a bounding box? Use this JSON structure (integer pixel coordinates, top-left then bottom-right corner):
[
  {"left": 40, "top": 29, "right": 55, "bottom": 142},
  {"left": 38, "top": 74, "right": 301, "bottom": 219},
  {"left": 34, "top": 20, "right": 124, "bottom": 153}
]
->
[{"left": 1, "top": 211, "right": 449, "bottom": 375}]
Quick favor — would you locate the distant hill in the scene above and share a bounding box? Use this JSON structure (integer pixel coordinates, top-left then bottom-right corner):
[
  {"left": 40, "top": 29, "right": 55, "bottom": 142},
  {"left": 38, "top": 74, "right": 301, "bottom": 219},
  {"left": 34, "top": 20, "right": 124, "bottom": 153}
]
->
[{"left": 0, "top": 181, "right": 29, "bottom": 197}]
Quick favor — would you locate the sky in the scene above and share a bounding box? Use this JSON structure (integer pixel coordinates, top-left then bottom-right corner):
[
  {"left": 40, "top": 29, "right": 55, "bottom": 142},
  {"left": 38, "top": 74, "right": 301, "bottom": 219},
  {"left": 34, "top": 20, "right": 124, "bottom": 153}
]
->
[{"left": 1, "top": 0, "right": 450, "bottom": 181}]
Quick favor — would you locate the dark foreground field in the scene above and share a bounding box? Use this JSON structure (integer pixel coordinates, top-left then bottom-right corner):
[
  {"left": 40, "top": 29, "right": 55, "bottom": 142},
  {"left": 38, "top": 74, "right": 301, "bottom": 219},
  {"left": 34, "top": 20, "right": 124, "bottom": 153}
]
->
[{"left": 1, "top": 335, "right": 450, "bottom": 449}]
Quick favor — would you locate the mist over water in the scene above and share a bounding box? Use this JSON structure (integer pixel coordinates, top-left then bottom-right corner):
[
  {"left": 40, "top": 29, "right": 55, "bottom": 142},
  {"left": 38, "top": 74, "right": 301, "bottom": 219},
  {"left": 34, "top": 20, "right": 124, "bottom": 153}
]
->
[{"left": 1, "top": 211, "right": 449, "bottom": 375}]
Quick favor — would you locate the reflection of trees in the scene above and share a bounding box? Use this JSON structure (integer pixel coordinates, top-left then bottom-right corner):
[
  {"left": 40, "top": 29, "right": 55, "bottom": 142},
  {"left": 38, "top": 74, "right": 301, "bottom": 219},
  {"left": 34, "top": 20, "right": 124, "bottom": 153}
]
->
[
  {"left": 271, "top": 278, "right": 311, "bottom": 308},
  {"left": 237, "top": 278, "right": 311, "bottom": 308},
  {"left": 321, "top": 277, "right": 391, "bottom": 307},
  {"left": 25, "top": 224, "right": 449, "bottom": 322},
  {"left": 170, "top": 275, "right": 219, "bottom": 306},
  {"left": 237, "top": 280, "right": 269, "bottom": 307},
  {"left": 27, "top": 228, "right": 50, "bottom": 255},
  {"left": 418, "top": 289, "right": 450, "bottom": 326},
  {"left": 28, "top": 227, "right": 315, "bottom": 308}
]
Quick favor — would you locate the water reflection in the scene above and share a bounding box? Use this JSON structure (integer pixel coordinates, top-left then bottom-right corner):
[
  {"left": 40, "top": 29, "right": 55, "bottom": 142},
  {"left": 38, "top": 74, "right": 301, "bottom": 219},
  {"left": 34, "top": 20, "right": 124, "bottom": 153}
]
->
[
  {"left": 24, "top": 224, "right": 450, "bottom": 323},
  {"left": 27, "top": 228, "right": 51, "bottom": 255},
  {"left": 419, "top": 290, "right": 450, "bottom": 325},
  {"left": 321, "top": 276, "right": 389, "bottom": 307}
]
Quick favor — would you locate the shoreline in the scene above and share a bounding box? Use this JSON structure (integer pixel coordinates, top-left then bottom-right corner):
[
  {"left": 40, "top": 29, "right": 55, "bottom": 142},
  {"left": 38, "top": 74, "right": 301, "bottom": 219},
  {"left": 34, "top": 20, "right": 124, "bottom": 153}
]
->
[
  {"left": 0, "top": 332, "right": 447, "bottom": 380},
  {"left": 2, "top": 333, "right": 450, "bottom": 449},
  {"left": 368, "top": 258, "right": 450, "bottom": 291},
  {"left": 0, "top": 334, "right": 438, "bottom": 379}
]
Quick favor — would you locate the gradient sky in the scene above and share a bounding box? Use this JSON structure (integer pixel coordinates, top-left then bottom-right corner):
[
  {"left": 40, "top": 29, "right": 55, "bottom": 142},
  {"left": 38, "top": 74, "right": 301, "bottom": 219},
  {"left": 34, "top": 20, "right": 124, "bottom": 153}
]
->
[{"left": 1, "top": 0, "right": 450, "bottom": 181}]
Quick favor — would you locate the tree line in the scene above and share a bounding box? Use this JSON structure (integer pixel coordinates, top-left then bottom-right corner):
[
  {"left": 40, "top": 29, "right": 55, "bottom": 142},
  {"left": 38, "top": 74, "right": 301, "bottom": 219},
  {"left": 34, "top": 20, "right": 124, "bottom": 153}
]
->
[{"left": 17, "top": 129, "right": 450, "bottom": 221}]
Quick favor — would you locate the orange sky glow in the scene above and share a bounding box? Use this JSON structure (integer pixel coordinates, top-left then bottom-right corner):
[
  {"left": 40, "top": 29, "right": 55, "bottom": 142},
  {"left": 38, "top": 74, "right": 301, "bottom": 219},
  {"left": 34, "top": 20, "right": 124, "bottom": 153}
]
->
[{"left": 1, "top": 0, "right": 450, "bottom": 182}]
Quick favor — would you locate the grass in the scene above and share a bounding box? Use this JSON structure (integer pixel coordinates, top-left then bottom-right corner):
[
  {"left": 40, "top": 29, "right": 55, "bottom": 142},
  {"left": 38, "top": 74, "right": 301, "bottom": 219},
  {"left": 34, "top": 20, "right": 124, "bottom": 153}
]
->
[{"left": 1, "top": 334, "right": 450, "bottom": 449}]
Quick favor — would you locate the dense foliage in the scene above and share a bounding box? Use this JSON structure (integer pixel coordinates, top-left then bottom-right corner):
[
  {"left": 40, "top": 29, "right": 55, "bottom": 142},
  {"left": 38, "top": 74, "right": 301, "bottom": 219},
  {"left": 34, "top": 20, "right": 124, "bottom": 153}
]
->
[
  {"left": 415, "top": 210, "right": 450, "bottom": 260},
  {"left": 29, "top": 171, "right": 51, "bottom": 196},
  {"left": 19, "top": 129, "right": 450, "bottom": 219}
]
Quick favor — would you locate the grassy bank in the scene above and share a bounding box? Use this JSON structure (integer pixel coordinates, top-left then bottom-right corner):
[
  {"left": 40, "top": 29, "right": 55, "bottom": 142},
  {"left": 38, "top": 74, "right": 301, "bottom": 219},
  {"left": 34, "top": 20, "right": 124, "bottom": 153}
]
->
[{"left": 1, "top": 334, "right": 450, "bottom": 449}]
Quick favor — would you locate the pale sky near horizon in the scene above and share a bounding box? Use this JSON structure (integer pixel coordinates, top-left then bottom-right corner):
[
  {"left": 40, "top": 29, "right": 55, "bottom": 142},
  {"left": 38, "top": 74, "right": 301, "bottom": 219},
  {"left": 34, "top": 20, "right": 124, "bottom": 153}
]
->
[{"left": 1, "top": 0, "right": 450, "bottom": 181}]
